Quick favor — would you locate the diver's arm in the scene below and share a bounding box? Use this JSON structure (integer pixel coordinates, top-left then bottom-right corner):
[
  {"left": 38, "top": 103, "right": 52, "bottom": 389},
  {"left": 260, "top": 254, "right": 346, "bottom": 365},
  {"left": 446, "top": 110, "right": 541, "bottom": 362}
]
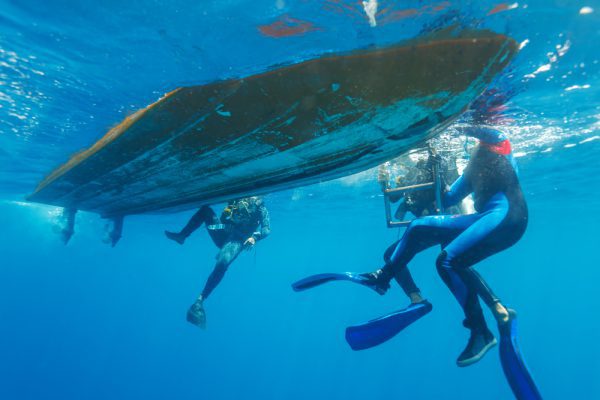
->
[
  {"left": 389, "top": 167, "right": 419, "bottom": 203},
  {"left": 394, "top": 199, "right": 409, "bottom": 220},
  {"left": 252, "top": 205, "right": 271, "bottom": 241},
  {"left": 443, "top": 175, "right": 472, "bottom": 208},
  {"left": 388, "top": 191, "right": 403, "bottom": 203}
]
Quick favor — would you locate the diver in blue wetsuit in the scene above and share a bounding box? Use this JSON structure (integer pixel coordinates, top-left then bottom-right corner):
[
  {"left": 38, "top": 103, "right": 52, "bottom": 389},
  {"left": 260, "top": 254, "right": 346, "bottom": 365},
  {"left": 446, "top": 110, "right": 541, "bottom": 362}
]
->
[
  {"left": 165, "top": 196, "right": 270, "bottom": 328},
  {"left": 364, "top": 113, "right": 528, "bottom": 367}
]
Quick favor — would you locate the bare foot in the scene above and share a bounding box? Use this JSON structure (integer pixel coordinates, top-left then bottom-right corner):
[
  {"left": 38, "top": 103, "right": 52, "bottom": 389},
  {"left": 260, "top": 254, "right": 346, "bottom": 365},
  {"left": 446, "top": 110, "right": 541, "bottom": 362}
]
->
[
  {"left": 409, "top": 292, "right": 425, "bottom": 304},
  {"left": 494, "top": 303, "right": 510, "bottom": 324}
]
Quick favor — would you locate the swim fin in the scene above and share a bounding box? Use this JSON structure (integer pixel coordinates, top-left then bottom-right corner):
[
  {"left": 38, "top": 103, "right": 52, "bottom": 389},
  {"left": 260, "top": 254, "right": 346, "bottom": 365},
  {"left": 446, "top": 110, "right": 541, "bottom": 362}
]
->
[
  {"left": 291, "top": 272, "right": 380, "bottom": 293},
  {"left": 499, "top": 309, "right": 542, "bottom": 400},
  {"left": 345, "top": 300, "right": 433, "bottom": 351}
]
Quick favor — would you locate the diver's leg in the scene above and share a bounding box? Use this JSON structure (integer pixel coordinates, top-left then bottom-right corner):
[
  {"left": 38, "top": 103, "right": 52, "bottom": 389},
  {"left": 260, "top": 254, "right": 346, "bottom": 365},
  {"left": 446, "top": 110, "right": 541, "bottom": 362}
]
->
[
  {"left": 200, "top": 241, "right": 244, "bottom": 299},
  {"left": 205, "top": 216, "right": 228, "bottom": 249},
  {"left": 187, "top": 241, "right": 244, "bottom": 328},
  {"left": 456, "top": 201, "right": 529, "bottom": 323},
  {"left": 443, "top": 237, "right": 523, "bottom": 325},
  {"left": 436, "top": 251, "right": 490, "bottom": 334},
  {"left": 382, "top": 240, "right": 399, "bottom": 263},
  {"left": 438, "top": 202, "right": 523, "bottom": 325},
  {"left": 435, "top": 205, "right": 524, "bottom": 366},
  {"left": 394, "top": 267, "right": 425, "bottom": 304},
  {"left": 59, "top": 208, "right": 77, "bottom": 245},
  {"left": 436, "top": 212, "right": 504, "bottom": 324},
  {"left": 165, "top": 205, "right": 215, "bottom": 245},
  {"left": 103, "top": 215, "right": 124, "bottom": 247},
  {"left": 383, "top": 241, "right": 423, "bottom": 302},
  {"left": 436, "top": 260, "right": 497, "bottom": 366},
  {"left": 389, "top": 214, "right": 481, "bottom": 268},
  {"left": 367, "top": 214, "right": 480, "bottom": 295}
]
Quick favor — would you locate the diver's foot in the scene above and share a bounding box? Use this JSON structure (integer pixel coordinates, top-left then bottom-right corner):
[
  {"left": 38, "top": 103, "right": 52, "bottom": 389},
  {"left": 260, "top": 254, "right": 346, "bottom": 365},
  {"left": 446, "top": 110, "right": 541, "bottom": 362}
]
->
[
  {"left": 498, "top": 308, "right": 517, "bottom": 327},
  {"left": 111, "top": 235, "right": 121, "bottom": 247},
  {"left": 457, "top": 328, "right": 497, "bottom": 367},
  {"left": 109, "top": 235, "right": 121, "bottom": 247},
  {"left": 60, "top": 229, "right": 73, "bottom": 245},
  {"left": 102, "top": 233, "right": 121, "bottom": 247},
  {"left": 165, "top": 230, "right": 186, "bottom": 245},
  {"left": 186, "top": 300, "right": 206, "bottom": 329},
  {"left": 359, "top": 269, "right": 391, "bottom": 295},
  {"left": 494, "top": 303, "right": 511, "bottom": 324},
  {"left": 409, "top": 292, "right": 425, "bottom": 304}
]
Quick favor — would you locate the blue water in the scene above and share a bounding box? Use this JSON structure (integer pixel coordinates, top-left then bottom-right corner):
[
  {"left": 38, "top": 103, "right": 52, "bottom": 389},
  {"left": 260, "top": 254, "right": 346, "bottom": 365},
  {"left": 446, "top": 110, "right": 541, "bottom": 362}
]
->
[{"left": 1, "top": 1, "right": 599, "bottom": 399}]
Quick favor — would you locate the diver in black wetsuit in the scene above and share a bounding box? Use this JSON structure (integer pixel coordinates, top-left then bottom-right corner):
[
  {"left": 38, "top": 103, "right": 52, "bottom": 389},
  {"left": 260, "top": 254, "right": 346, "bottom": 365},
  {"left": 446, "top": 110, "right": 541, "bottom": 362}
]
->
[
  {"left": 380, "top": 154, "right": 461, "bottom": 221},
  {"left": 165, "top": 196, "right": 270, "bottom": 328},
  {"left": 364, "top": 105, "right": 528, "bottom": 367},
  {"left": 57, "top": 208, "right": 124, "bottom": 247},
  {"left": 57, "top": 207, "right": 77, "bottom": 244}
]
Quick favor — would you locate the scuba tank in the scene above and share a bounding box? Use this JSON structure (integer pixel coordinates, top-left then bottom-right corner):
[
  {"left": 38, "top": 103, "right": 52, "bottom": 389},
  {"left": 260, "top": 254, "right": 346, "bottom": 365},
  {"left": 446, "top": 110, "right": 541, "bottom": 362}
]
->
[{"left": 222, "top": 197, "right": 261, "bottom": 224}]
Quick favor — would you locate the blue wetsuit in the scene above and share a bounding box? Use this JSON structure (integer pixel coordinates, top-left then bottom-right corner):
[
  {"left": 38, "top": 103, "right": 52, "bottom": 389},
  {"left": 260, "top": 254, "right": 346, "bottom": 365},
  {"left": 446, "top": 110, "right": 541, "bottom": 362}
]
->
[{"left": 383, "top": 127, "right": 528, "bottom": 332}]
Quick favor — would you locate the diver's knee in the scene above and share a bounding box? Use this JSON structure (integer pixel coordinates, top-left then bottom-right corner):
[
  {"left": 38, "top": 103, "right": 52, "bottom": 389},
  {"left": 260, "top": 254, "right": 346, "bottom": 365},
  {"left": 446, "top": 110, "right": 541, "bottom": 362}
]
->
[
  {"left": 215, "top": 252, "right": 235, "bottom": 269},
  {"left": 436, "top": 250, "right": 451, "bottom": 272},
  {"left": 195, "top": 204, "right": 213, "bottom": 218},
  {"left": 406, "top": 217, "right": 436, "bottom": 235},
  {"left": 383, "top": 241, "right": 399, "bottom": 263},
  {"left": 406, "top": 219, "right": 423, "bottom": 231},
  {"left": 437, "top": 251, "right": 469, "bottom": 277}
]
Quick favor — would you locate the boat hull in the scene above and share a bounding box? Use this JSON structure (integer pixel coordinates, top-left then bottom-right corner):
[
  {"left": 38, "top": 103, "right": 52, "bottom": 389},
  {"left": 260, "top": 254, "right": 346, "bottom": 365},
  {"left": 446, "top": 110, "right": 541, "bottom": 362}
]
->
[{"left": 28, "top": 29, "right": 518, "bottom": 216}]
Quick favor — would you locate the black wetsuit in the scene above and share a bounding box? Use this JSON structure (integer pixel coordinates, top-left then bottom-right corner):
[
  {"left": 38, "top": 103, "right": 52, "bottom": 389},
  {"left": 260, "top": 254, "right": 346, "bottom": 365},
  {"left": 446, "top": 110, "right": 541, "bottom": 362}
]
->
[
  {"left": 391, "top": 156, "right": 459, "bottom": 220},
  {"left": 384, "top": 127, "right": 528, "bottom": 332},
  {"left": 179, "top": 197, "right": 271, "bottom": 299}
]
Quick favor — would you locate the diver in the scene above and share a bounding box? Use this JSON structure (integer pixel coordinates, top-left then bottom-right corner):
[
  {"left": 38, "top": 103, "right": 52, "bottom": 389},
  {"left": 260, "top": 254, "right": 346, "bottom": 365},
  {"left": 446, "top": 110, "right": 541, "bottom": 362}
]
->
[
  {"left": 362, "top": 99, "right": 528, "bottom": 367},
  {"left": 57, "top": 207, "right": 77, "bottom": 244},
  {"left": 165, "top": 196, "right": 271, "bottom": 328},
  {"left": 102, "top": 216, "right": 124, "bottom": 247},
  {"left": 379, "top": 153, "right": 461, "bottom": 221},
  {"left": 379, "top": 159, "right": 433, "bottom": 221}
]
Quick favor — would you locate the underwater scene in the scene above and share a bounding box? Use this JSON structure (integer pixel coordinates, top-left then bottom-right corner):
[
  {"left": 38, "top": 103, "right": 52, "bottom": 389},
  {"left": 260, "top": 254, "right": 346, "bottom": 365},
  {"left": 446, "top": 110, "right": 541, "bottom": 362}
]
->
[{"left": 1, "top": 1, "right": 599, "bottom": 399}]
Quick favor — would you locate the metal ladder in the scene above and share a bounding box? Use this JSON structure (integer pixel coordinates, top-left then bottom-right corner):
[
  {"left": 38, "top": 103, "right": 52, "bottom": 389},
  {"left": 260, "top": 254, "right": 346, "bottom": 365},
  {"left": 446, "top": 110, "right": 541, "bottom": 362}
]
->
[{"left": 382, "top": 148, "right": 444, "bottom": 228}]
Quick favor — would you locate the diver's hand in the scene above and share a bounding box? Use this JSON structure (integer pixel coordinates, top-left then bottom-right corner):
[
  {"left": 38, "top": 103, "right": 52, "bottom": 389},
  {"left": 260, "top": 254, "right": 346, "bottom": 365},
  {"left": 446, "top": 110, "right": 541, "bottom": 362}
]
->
[{"left": 244, "top": 237, "right": 256, "bottom": 250}]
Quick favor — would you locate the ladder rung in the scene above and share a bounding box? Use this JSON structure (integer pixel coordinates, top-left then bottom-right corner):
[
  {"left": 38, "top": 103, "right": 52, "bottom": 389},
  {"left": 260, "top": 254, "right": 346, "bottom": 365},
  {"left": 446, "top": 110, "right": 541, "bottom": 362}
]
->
[
  {"left": 387, "top": 220, "right": 412, "bottom": 227},
  {"left": 385, "top": 182, "right": 434, "bottom": 194}
]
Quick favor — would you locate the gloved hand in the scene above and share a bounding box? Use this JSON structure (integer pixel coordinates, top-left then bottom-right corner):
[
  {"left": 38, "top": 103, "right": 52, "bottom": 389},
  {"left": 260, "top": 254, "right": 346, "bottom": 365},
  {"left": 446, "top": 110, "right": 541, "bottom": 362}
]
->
[{"left": 244, "top": 236, "right": 256, "bottom": 250}]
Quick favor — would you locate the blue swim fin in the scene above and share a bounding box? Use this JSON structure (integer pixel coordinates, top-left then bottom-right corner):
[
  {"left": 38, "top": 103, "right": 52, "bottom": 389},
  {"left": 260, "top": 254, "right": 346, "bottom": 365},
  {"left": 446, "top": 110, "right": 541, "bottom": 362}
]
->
[
  {"left": 291, "top": 272, "right": 377, "bottom": 293},
  {"left": 345, "top": 301, "right": 433, "bottom": 351},
  {"left": 499, "top": 309, "right": 542, "bottom": 400}
]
